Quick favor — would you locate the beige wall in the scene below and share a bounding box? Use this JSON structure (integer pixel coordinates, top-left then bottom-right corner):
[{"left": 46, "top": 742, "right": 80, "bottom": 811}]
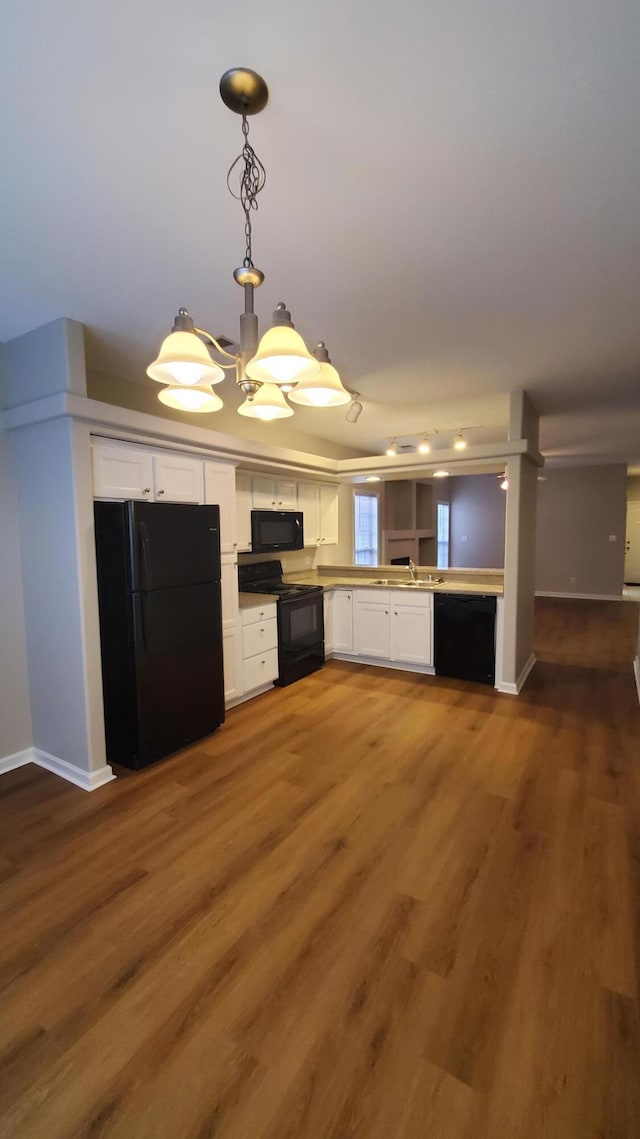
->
[
  {"left": 627, "top": 476, "right": 640, "bottom": 503},
  {"left": 449, "top": 475, "right": 505, "bottom": 568},
  {"left": 87, "top": 371, "right": 367, "bottom": 462},
  {"left": 0, "top": 411, "right": 33, "bottom": 759},
  {"left": 535, "top": 465, "right": 627, "bottom": 597}
]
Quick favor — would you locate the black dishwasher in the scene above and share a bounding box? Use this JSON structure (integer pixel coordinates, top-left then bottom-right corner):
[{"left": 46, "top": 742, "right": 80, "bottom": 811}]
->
[{"left": 434, "top": 593, "right": 497, "bottom": 685}]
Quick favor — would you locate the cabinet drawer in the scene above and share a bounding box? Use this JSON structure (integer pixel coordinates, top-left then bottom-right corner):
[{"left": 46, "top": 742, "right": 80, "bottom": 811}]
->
[
  {"left": 242, "top": 618, "right": 278, "bottom": 659},
  {"left": 243, "top": 648, "right": 279, "bottom": 691},
  {"left": 393, "top": 589, "right": 432, "bottom": 608},
  {"left": 241, "top": 602, "right": 277, "bottom": 627}
]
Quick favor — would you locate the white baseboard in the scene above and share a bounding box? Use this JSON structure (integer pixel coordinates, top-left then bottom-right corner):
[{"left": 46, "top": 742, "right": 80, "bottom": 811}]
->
[
  {"left": 496, "top": 653, "right": 536, "bottom": 695},
  {"left": 535, "top": 591, "right": 622, "bottom": 601},
  {"left": 0, "top": 748, "right": 32, "bottom": 776},
  {"left": 0, "top": 747, "right": 115, "bottom": 791},
  {"left": 634, "top": 657, "right": 640, "bottom": 707}
]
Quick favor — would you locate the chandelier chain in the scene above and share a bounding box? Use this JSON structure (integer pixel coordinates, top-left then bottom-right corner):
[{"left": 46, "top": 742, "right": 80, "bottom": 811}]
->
[{"left": 226, "top": 115, "right": 267, "bottom": 268}]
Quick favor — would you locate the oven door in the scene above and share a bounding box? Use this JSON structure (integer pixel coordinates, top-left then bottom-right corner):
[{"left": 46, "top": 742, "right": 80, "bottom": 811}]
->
[{"left": 279, "top": 591, "right": 324, "bottom": 653}]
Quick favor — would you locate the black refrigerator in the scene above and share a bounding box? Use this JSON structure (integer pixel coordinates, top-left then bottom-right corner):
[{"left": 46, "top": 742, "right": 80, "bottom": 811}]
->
[{"left": 94, "top": 500, "right": 225, "bottom": 769}]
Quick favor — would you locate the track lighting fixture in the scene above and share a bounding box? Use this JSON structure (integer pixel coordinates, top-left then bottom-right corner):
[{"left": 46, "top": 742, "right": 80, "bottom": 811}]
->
[
  {"left": 453, "top": 430, "right": 467, "bottom": 451},
  {"left": 386, "top": 439, "right": 398, "bottom": 457},
  {"left": 147, "top": 68, "right": 347, "bottom": 416},
  {"left": 345, "top": 393, "right": 363, "bottom": 423}
]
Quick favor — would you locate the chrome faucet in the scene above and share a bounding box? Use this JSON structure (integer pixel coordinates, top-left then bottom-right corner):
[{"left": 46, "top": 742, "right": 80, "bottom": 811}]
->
[{"left": 409, "top": 559, "right": 417, "bottom": 583}]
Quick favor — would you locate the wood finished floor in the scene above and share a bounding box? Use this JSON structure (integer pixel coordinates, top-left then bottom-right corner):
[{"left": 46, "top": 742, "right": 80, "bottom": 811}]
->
[{"left": 1, "top": 598, "right": 639, "bottom": 1138}]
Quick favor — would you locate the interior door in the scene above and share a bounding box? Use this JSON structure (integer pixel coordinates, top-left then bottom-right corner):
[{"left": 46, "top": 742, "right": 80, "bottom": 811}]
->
[{"left": 624, "top": 501, "right": 640, "bottom": 583}]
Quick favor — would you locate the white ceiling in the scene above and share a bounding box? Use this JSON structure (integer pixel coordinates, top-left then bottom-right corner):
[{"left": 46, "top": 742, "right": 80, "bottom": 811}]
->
[{"left": 2, "top": 1, "right": 640, "bottom": 465}]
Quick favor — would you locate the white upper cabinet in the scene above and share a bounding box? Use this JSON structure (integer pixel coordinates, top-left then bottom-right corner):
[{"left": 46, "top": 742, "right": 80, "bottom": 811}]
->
[
  {"left": 92, "top": 442, "right": 203, "bottom": 504},
  {"left": 91, "top": 443, "right": 154, "bottom": 500},
  {"left": 204, "top": 461, "right": 237, "bottom": 554},
  {"left": 152, "top": 454, "right": 203, "bottom": 503},
  {"left": 252, "top": 477, "right": 298, "bottom": 510},
  {"left": 235, "top": 473, "right": 253, "bottom": 552},
  {"left": 319, "top": 484, "right": 339, "bottom": 545},
  {"left": 298, "top": 481, "right": 338, "bottom": 546},
  {"left": 297, "top": 481, "right": 321, "bottom": 545}
]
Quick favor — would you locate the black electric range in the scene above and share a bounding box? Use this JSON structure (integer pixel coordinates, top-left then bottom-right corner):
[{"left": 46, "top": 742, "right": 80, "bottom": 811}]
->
[{"left": 238, "top": 560, "right": 324, "bottom": 686}]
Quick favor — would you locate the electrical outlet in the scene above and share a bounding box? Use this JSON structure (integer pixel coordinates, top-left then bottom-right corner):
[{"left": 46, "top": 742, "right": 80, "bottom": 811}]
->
[
  {"left": 305, "top": 555, "right": 312, "bottom": 567},
  {"left": 608, "top": 534, "right": 617, "bottom": 542},
  {"left": 570, "top": 576, "right": 576, "bottom": 584},
  {"left": 461, "top": 535, "right": 468, "bottom": 543}
]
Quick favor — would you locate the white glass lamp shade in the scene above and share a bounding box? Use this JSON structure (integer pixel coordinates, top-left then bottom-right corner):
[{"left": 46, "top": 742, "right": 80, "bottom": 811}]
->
[
  {"left": 147, "top": 331, "right": 225, "bottom": 387},
  {"left": 157, "top": 382, "right": 223, "bottom": 413},
  {"left": 245, "top": 325, "right": 320, "bottom": 386},
  {"left": 288, "top": 360, "right": 350, "bottom": 407},
  {"left": 237, "top": 382, "right": 294, "bottom": 421}
]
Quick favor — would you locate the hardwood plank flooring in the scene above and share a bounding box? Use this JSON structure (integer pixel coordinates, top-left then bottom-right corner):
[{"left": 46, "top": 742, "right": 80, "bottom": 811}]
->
[{"left": 1, "top": 597, "right": 639, "bottom": 1137}]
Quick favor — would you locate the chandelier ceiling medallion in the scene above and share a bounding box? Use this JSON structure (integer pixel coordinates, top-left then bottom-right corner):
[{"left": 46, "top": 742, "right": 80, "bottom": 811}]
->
[{"left": 147, "top": 68, "right": 350, "bottom": 420}]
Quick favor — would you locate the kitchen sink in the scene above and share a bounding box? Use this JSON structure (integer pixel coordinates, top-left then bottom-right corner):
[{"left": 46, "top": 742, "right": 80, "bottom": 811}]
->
[{"left": 369, "top": 578, "right": 442, "bottom": 588}]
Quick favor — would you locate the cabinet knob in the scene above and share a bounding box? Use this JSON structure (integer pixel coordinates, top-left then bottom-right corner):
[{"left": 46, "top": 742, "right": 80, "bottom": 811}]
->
[
  {"left": 394, "top": 611, "right": 397, "bottom": 616},
  {"left": 385, "top": 611, "right": 388, "bottom": 615},
  {"left": 143, "top": 487, "right": 151, "bottom": 494},
  {"left": 157, "top": 488, "right": 165, "bottom": 495},
  {"left": 233, "top": 542, "right": 237, "bottom": 548}
]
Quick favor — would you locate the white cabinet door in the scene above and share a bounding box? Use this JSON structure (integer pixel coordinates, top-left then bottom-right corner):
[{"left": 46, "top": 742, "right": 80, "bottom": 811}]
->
[
  {"left": 204, "top": 461, "right": 237, "bottom": 553},
  {"left": 275, "top": 480, "right": 297, "bottom": 509},
  {"left": 220, "top": 554, "right": 239, "bottom": 632},
  {"left": 252, "top": 477, "right": 297, "bottom": 510},
  {"left": 223, "top": 627, "right": 243, "bottom": 704},
  {"left": 152, "top": 454, "right": 203, "bottom": 503},
  {"left": 355, "top": 596, "right": 391, "bottom": 659},
  {"left": 91, "top": 443, "right": 153, "bottom": 500},
  {"left": 298, "top": 481, "right": 321, "bottom": 546},
  {"left": 332, "top": 589, "right": 354, "bottom": 653},
  {"left": 319, "top": 484, "right": 338, "bottom": 545},
  {"left": 235, "top": 473, "right": 253, "bottom": 552},
  {"left": 391, "top": 603, "right": 432, "bottom": 666},
  {"left": 323, "top": 591, "right": 333, "bottom": 656}
]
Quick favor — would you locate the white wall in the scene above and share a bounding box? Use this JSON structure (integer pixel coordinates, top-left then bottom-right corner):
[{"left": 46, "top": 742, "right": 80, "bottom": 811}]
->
[
  {"left": 535, "top": 465, "right": 627, "bottom": 597},
  {"left": 0, "top": 410, "right": 33, "bottom": 759}
]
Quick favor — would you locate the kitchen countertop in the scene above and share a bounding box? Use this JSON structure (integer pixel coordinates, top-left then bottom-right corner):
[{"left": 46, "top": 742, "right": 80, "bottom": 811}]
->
[
  {"left": 238, "top": 592, "right": 279, "bottom": 610},
  {"left": 281, "top": 570, "right": 503, "bottom": 596}
]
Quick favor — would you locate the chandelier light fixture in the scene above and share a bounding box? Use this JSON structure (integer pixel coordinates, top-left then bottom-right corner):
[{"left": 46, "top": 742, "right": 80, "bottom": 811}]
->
[{"left": 147, "top": 68, "right": 350, "bottom": 419}]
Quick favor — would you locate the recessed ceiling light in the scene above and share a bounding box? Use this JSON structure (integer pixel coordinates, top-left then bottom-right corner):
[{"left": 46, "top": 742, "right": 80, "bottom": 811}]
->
[
  {"left": 365, "top": 476, "right": 381, "bottom": 482},
  {"left": 433, "top": 469, "right": 449, "bottom": 478}
]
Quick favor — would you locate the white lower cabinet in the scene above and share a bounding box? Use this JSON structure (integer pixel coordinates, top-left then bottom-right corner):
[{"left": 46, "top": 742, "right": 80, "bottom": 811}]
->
[
  {"left": 348, "top": 588, "right": 433, "bottom": 669},
  {"left": 332, "top": 589, "right": 354, "bottom": 653},
  {"left": 240, "top": 602, "right": 278, "bottom": 695},
  {"left": 223, "top": 628, "right": 243, "bottom": 704},
  {"left": 323, "top": 591, "right": 333, "bottom": 657},
  {"left": 390, "top": 600, "right": 432, "bottom": 666},
  {"left": 354, "top": 591, "right": 391, "bottom": 659}
]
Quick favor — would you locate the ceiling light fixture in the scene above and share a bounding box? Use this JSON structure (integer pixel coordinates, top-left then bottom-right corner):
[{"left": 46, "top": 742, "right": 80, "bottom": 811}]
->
[
  {"left": 345, "top": 392, "right": 363, "bottom": 423},
  {"left": 453, "top": 430, "right": 467, "bottom": 451},
  {"left": 433, "top": 470, "right": 450, "bottom": 478},
  {"left": 364, "top": 476, "right": 381, "bottom": 482},
  {"left": 147, "top": 68, "right": 347, "bottom": 416},
  {"left": 386, "top": 438, "right": 398, "bottom": 457},
  {"left": 417, "top": 433, "right": 435, "bottom": 454},
  {"left": 500, "top": 472, "right": 509, "bottom": 490}
]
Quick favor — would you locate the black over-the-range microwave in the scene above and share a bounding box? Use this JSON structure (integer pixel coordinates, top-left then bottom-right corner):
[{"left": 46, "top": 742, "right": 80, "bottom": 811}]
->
[{"left": 250, "top": 509, "right": 304, "bottom": 554}]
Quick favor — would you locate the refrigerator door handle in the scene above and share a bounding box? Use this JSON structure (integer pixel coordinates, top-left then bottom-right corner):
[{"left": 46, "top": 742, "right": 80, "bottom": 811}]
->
[
  {"left": 139, "top": 522, "right": 152, "bottom": 592},
  {"left": 140, "top": 593, "right": 148, "bottom": 654}
]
